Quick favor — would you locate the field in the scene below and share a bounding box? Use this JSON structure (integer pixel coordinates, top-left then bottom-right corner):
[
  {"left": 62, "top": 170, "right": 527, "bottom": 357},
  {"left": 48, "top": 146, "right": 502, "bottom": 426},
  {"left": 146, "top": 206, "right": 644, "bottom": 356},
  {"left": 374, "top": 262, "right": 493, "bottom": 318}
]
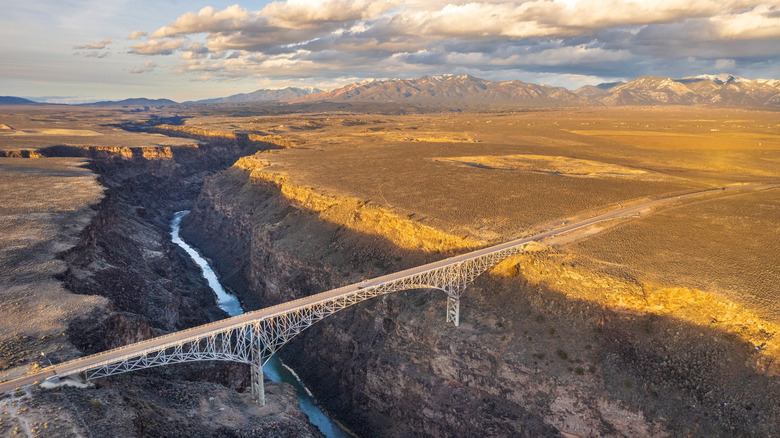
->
[
  {"left": 0, "top": 106, "right": 202, "bottom": 380},
  {"left": 174, "top": 107, "right": 775, "bottom": 241},
  {"left": 3, "top": 104, "right": 777, "bottom": 333},
  {"left": 0, "top": 158, "right": 107, "bottom": 379},
  {"left": 571, "top": 187, "right": 780, "bottom": 321},
  {"left": 0, "top": 105, "right": 196, "bottom": 153},
  {"left": 182, "top": 105, "right": 780, "bottom": 349}
]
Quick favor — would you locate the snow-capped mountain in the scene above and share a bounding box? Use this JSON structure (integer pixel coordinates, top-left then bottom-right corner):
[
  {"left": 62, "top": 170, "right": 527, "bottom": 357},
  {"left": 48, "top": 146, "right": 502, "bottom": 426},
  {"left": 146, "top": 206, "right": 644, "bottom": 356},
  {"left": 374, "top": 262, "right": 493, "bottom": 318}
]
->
[
  {"left": 293, "top": 73, "right": 780, "bottom": 108},
  {"left": 292, "top": 74, "right": 589, "bottom": 108},
  {"left": 574, "top": 74, "right": 780, "bottom": 107}
]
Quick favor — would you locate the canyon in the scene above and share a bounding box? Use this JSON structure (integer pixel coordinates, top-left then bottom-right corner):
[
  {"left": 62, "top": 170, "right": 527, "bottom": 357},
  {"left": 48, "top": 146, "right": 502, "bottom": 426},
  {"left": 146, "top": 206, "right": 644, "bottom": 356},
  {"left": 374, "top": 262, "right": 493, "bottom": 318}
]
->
[
  {"left": 1, "top": 105, "right": 779, "bottom": 437},
  {"left": 0, "top": 108, "right": 324, "bottom": 437},
  {"left": 181, "top": 148, "right": 778, "bottom": 437}
]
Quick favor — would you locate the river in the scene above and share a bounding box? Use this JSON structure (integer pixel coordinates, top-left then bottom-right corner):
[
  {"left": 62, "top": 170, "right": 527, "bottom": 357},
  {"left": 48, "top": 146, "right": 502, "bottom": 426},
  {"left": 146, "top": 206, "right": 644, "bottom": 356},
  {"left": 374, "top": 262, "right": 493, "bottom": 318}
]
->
[{"left": 171, "top": 210, "right": 353, "bottom": 438}]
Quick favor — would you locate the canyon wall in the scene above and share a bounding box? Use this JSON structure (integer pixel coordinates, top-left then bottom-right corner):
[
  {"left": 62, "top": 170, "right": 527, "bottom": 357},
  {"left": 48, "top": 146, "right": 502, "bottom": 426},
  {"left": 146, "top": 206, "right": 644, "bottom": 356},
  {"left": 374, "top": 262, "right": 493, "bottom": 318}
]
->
[
  {"left": 183, "top": 155, "right": 780, "bottom": 437},
  {"left": 1, "top": 136, "right": 324, "bottom": 437}
]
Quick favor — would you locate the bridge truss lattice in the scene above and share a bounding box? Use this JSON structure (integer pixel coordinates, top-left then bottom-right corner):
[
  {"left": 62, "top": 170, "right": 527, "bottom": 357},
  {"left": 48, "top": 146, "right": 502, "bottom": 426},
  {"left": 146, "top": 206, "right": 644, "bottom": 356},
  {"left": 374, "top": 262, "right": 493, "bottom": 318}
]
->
[{"left": 57, "top": 243, "right": 529, "bottom": 405}]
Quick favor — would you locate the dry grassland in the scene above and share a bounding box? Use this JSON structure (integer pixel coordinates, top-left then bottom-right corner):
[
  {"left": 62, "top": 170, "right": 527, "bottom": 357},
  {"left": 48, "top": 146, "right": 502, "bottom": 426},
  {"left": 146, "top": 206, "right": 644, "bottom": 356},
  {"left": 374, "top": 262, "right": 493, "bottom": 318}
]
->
[
  {"left": 0, "top": 158, "right": 107, "bottom": 380},
  {"left": 190, "top": 108, "right": 766, "bottom": 242},
  {"left": 190, "top": 106, "right": 779, "bottom": 373},
  {"left": 561, "top": 108, "right": 780, "bottom": 180},
  {"left": 492, "top": 245, "right": 780, "bottom": 376},
  {"left": 570, "top": 187, "right": 780, "bottom": 322},
  {"left": 235, "top": 156, "right": 482, "bottom": 252},
  {"left": 434, "top": 154, "right": 672, "bottom": 181},
  {"left": 568, "top": 130, "right": 780, "bottom": 151},
  {"left": 0, "top": 106, "right": 197, "bottom": 153}
]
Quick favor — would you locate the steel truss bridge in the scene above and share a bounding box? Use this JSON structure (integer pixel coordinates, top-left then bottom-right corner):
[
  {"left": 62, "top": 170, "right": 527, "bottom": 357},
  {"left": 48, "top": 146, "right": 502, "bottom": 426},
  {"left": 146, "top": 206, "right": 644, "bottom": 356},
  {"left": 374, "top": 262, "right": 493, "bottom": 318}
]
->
[
  {"left": 25, "top": 240, "right": 530, "bottom": 405},
  {"left": 2, "top": 235, "right": 535, "bottom": 404},
  {"left": 2, "top": 184, "right": 771, "bottom": 403}
]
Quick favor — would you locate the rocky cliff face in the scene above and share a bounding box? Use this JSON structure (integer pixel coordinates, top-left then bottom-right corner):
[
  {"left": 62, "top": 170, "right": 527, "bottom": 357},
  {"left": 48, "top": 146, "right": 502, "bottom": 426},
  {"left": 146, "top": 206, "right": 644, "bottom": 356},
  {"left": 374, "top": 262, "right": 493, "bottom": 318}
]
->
[
  {"left": 181, "top": 156, "right": 460, "bottom": 310},
  {"left": 184, "top": 157, "right": 780, "bottom": 437},
  {"left": 1, "top": 132, "right": 324, "bottom": 437}
]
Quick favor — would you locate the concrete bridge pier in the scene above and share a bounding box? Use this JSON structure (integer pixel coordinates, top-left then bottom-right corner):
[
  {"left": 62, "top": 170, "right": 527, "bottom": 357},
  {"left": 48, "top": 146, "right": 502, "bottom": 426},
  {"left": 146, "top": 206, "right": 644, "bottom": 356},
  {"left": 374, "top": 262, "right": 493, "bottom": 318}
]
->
[
  {"left": 251, "top": 362, "right": 265, "bottom": 406},
  {"left": 250, "top": 339, "right": 266, "bottom": 405}
]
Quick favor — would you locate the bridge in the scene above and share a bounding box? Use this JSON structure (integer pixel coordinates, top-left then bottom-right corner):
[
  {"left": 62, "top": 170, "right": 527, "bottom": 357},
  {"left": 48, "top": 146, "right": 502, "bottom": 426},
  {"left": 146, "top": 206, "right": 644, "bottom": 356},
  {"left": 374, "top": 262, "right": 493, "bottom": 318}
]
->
[{"left": 1, "top": 184, "right": 774, "bottom": 404}]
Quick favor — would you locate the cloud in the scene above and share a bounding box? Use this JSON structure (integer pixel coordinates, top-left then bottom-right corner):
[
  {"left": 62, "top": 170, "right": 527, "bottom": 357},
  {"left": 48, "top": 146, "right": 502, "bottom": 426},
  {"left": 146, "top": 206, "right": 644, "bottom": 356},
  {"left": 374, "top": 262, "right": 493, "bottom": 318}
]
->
[
  {"left": 126, "top": 0, "right": 780, "bottom": 83},
  {"left": 600, "top": 12, "right": 780, "bottom": 60},
  {"left": 130, "top": 60, "right": 158, "bottom": 74},
  {"left": 73, "top": 37, "right": 112, "bottom": 58},
  {"left": 261, "top": 0, "right": 401, "bottom": 28},
  {"left": 149, "top": 5, "right": 254, "bottom": 38},
  {"left": 715, "top": 58, "right": 738, "bottom": 71},
  {"left": 372, "top": 0, "right": 765, "bottom": 39},
  {"left": 73, "top": 38, "right": 111, "bottom": 50},
  {"left": 78, "top": 51, "right": 111, "bottom": 59},
  {"left": 710, "top": 4, "right": 780, "bottom": 39},
  {"left": 128, "top": 31, "right": 148, "bottom": 40},
  {"left": 180, "top": 42, "right": 211, "bottom": 59},
  {"left": 130, "top": 38, "right": 188, "bottom": 55},
  {"left": 148, "top": 1, "right": 400, "bottom": 39}
]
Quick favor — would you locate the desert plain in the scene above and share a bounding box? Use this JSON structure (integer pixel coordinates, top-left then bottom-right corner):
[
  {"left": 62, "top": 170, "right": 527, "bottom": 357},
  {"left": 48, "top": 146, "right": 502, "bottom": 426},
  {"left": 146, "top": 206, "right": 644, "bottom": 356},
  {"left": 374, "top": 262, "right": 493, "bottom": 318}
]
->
[{"left": 1, "top": 104, "right": 779, "bottom": 437}]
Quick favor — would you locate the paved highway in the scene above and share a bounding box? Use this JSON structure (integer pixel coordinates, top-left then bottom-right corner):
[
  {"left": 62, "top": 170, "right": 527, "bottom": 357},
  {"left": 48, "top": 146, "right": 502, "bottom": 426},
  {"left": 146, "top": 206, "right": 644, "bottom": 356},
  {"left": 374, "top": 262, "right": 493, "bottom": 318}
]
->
[{"left": 1, "top": 183, "right": 776, "bottom": 393}]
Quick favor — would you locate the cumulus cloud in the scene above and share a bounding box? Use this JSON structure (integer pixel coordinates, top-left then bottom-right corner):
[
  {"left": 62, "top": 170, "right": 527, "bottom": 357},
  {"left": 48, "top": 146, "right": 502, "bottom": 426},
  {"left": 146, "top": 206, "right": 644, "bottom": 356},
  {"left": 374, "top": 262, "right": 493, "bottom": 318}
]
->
[
  {"left": 73, "top": 38, "right": 112, "bottom": 58},
  {"left": 710, "top": 4, "right": 780, "bottom": 39},
  {"left": 180, "top": 42, "right": 211, "bottom": 59},
  {"left": 130, "top": 38, "right": 188, "bottom": 55},
  {"left": 149, "top": 5, "right": 254, "bottom": 38},
  {"left": 128, "top": 31, "right": 148, "bottom": 40},
  {"left": 73, "top": 38, "right": 111, "bottom": 50},
  {"left": 261, "top": 0, "right": 401, "bottom": 28},
  {"left": 126, "top": 0, "right": 780, "bottom": 84}
]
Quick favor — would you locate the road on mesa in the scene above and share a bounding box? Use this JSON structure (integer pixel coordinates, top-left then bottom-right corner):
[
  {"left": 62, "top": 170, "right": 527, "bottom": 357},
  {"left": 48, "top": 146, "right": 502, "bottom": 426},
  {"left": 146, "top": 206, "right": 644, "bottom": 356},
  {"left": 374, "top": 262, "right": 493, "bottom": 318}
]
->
[{"left": 1, "top": 183, "right": 777, "bottom": 393}]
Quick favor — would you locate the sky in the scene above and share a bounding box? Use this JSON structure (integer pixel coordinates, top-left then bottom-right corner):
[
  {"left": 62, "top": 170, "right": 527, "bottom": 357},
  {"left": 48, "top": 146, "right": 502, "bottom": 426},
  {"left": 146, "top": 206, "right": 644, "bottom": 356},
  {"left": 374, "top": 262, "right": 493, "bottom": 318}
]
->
[{"left": 1, "top": 0, "right": 779, "bottom": 103}]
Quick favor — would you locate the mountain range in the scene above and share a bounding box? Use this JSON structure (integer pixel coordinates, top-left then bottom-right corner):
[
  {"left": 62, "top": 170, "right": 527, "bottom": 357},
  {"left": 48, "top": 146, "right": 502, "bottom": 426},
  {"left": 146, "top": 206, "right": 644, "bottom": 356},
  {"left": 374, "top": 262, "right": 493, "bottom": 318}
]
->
[
  {"left": 80, "top": 98, "right": 179, "bottom": 107},
  {"left": 290, "top": 74, "right": 588, "bottom": 108},
  {"left": 192, "top": 87, "right": 322, "bottom": 104},
  {"left": 0, "top": 96, "right": 38, "bottom": 105},
  {"left": 293, "top": 74, "right": 780, "bottom": 108},
  {"left": 574, "top": 75, "right": 780, "bottom": 107},
  {"left": 4, "top": 74, "right": 779, "bottom": 108}
]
